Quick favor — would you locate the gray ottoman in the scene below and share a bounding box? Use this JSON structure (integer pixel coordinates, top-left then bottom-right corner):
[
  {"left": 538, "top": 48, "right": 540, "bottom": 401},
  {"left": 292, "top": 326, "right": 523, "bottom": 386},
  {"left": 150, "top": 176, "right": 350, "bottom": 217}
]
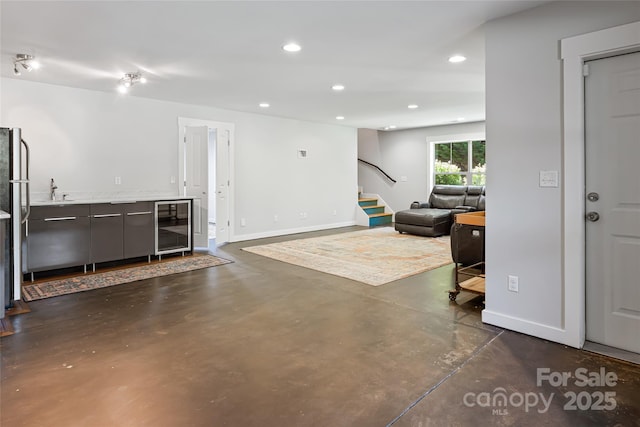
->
[{"left": 394, "top": 208, "right": 452, "bottom": 237}]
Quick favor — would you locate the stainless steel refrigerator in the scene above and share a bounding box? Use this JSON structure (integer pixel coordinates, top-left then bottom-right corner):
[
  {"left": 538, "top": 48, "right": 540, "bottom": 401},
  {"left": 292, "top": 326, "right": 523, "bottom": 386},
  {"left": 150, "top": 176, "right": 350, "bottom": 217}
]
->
[{"left": 0, "top": 128, "right": 30, "bottom": 319}]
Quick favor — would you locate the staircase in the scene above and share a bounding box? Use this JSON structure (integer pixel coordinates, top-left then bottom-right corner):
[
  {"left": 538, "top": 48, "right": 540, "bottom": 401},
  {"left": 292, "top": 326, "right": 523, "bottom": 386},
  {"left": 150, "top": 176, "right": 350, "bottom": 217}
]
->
[{"left": 357, "top": 195, "right": 393, "bottom": 227}]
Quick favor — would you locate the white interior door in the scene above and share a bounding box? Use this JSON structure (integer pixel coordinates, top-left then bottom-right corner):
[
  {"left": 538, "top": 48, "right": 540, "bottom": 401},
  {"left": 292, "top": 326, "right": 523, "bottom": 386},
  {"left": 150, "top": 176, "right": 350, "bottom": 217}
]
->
[
  {"left": 215, "top": 127, "right": 231, "bottom": 245},
  {"left": 184, "top": 126, "right": 209, "bottom": 248},
  {"left": 585, "top": 52, "right": 640, "bottom": 353}
]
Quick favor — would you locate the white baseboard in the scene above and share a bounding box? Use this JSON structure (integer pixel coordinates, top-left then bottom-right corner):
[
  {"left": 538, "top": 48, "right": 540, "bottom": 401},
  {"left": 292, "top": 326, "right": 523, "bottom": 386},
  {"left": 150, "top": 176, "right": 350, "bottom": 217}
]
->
[
  {"left": 482, "top": 310, "right": 581, "bottom": 349},
  {"left": 230, "top": 221, "right": 357, "bottom": 243}
]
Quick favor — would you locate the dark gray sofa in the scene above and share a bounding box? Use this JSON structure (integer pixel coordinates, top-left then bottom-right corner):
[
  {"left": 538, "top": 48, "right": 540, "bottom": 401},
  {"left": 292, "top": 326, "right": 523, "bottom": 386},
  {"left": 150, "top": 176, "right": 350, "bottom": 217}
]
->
[{"left": 395, "top": 185, "right": 485, "bottom": 237}]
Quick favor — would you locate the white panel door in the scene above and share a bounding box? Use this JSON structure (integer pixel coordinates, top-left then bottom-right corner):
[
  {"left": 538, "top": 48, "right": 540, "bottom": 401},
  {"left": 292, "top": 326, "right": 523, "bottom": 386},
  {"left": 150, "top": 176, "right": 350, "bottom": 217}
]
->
[
  {"left": 184, "top": 126, "right": 209, "bottom": 248},
  {"left": 585, "top": 52, "right": 640, "bottom": 353},
  {"left": 215, "top": 127, "right": 231, "bottom": 245}
]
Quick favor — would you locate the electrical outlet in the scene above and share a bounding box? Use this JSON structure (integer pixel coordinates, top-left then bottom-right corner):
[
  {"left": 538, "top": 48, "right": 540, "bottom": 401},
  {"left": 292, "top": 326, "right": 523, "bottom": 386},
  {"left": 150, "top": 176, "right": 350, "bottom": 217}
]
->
[
  {"left": 114, "top": 176, "right": 121, "bottom": 185},
  {"left": 508, "top": 275, "right": 519, "bottom": 292},
  {"left": 170, "top": 176, "right": 176, "bottom": 184},
  {"left": 274, "top": 214, "right": 279, "bottom": 222},
  {"left": 332, "top": 210, "right": 337, "bottom": 216},
  {"left": 240, "top": 218, "right": 246, "bottom": 227}
]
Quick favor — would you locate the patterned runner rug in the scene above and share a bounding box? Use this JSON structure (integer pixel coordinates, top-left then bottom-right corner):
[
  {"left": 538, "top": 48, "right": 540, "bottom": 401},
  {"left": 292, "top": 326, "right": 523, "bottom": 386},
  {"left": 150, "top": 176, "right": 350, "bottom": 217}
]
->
[
  {"left": 22, "top": 253, "right": 232, "bottom": 301},
  {"left": 242, "top": 227, "right": 452, "bottom": 286}
]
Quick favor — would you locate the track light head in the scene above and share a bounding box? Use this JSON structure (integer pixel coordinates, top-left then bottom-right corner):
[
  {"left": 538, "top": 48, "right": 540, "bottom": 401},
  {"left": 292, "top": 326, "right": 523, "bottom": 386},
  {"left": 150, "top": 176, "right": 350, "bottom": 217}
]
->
[
  {"left": 117, "top": 71, "right": 146, "bottom": 93},
  {"left": 13, "top": 54, "right": 39, "bottom": 76}
]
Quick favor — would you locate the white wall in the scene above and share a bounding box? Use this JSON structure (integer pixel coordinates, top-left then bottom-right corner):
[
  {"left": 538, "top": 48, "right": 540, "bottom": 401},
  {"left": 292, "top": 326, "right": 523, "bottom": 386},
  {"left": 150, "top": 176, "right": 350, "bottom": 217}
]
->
[
  {"left": 1, "top": 78, "right": 357, "bottom": 241},
  {"left": 357, "top": 122, "right": 485, "bottom": 212},
  {"left": 483, "top": 2, "right": 640, "bottom": 345}
]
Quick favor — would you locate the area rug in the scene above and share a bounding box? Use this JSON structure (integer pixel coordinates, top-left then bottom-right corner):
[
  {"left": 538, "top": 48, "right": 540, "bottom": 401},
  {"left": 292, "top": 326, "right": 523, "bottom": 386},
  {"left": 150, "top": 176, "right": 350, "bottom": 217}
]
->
[
  {"left": 242, "top": 227, "right": 452, "bottom": 286},
  {"left": 21, "top": 254, "right": 233, "bottom": 301}
]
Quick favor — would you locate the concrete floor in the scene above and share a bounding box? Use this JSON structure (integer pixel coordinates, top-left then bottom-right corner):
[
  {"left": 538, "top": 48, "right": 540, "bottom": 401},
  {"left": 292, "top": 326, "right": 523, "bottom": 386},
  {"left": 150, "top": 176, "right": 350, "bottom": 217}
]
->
[{"left": 2, "top": 226, "right": 639, "bottom": 427}]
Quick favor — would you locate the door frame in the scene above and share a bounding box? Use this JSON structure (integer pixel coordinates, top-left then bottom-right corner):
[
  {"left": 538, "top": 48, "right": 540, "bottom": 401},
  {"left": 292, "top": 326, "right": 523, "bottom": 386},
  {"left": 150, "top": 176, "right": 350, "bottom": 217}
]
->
[
  {"left": 561, "top": 21, "right": 640, "bottom": 348},
  {"left": 178, "top": 117, "right": 235, "bottom": 245}
]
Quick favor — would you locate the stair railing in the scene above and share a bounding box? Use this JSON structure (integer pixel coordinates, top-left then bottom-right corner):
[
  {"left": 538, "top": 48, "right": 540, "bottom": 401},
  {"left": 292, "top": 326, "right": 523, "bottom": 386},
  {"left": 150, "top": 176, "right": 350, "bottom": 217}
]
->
[{"left": 357, "top": 158, "right": 397, "bottom": 183}]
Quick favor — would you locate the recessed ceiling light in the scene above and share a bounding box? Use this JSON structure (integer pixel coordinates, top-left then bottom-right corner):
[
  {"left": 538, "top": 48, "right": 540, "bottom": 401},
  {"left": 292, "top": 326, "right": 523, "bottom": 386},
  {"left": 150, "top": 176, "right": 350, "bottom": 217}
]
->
[
  {"left": 449, "top": 55, "right": 466, "bottom": 63},
  {"left": 336, "top": 116, "right": 345, "bottom": 120},
  {"left": 456, "top": 117, "right": 465, "bottom": 122},
  {"left": 259, "top": 103, "right": 270, "bottom": 108},
  {"left": 282, "top": 43, "right": 301, "bottom": 52},
  {"left": 331, "top": 84, "right": 345, "bottom": 91},
  {"left": 388, "top": 125, "right": 397, "bottom": 129},
  {"left": 408, "top": 104, "right": 418, "bottom": 109}
]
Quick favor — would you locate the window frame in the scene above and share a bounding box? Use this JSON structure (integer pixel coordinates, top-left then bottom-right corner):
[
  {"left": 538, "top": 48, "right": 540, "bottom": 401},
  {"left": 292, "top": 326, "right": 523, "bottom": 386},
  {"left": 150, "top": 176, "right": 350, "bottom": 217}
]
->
[
  {"left": 428, "top": 133, "right": 486, "bottom": 190},
  {"left": 427, "top": 132, "right": 487, "bottom": 193}
]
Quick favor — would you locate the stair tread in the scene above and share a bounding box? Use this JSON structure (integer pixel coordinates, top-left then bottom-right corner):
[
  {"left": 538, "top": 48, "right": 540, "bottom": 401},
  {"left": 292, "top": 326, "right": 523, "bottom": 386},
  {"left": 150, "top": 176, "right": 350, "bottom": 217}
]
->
[
  {"left": 363, "top": 205, "right": 386, "bottom": 209},
  {"left": 368, "top": 212, "right": 392, "bottom": 218},
  {"left": 358, "top": 198, "right": 378, "bottom": 202}
]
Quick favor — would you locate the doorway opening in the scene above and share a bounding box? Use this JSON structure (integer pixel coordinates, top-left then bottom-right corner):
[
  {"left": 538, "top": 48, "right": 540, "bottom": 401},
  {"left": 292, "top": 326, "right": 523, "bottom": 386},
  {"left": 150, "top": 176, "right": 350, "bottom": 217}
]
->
[{"left": 178, "top": 117, "right": 234, "bottom": 249}]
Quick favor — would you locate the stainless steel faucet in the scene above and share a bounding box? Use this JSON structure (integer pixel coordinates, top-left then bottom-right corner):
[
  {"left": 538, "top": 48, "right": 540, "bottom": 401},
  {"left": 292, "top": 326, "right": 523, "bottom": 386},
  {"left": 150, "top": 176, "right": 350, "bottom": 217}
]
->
[{"left": 50, "top": 178, "right": 58, "bottom": 201}]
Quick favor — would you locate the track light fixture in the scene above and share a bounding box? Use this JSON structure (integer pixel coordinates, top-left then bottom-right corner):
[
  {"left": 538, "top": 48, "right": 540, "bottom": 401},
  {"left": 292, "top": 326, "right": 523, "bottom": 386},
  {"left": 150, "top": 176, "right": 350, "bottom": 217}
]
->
[
  {"left": 13, "top": 54, "right": 40, "bottom": 76},
  {"left": 117, "top": 71, "right": 147, "bottom": 93}
]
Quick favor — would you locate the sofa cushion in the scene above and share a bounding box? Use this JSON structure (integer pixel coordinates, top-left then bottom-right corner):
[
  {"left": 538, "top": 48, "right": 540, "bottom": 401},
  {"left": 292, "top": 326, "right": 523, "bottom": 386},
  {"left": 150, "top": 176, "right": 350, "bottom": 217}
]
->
[
  {"left": 478, "top": 194, "right": 486, "bottom": 211},
  {"left": 395, "top": 222, "right": 449, "bottom": 237},
  {"left": 429, "top": 185, "right": 467, "bottom": 209},
  {"left": 462, "top": 185, "right": 485, "bottom": 209},
  {"left": 395, "top": 208, "right": 451, "bottom": 227}
]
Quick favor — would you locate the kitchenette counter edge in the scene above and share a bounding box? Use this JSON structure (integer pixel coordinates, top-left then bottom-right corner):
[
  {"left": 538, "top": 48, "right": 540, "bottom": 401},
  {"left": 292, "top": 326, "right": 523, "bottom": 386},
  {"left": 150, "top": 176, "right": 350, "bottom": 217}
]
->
[{"left": 30, "top": 196, "right": 193, "bottom": 207}]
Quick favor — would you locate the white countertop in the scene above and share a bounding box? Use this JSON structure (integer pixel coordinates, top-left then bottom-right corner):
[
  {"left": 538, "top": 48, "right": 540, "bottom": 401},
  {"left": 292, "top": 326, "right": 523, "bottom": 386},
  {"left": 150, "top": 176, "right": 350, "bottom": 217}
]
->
[
  {"left": 30, "top": 196, "right": 193, "bottom": 207},
  {"left": 0, "top": 210, "right": 10, "bottom": 220}
]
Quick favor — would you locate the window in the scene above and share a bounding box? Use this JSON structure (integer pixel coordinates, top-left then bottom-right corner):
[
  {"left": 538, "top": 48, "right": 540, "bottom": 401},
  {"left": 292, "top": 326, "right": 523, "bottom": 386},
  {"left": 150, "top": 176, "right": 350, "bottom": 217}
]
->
[{"left": 433, "top": 140, "right": 486, "bottom": 186}]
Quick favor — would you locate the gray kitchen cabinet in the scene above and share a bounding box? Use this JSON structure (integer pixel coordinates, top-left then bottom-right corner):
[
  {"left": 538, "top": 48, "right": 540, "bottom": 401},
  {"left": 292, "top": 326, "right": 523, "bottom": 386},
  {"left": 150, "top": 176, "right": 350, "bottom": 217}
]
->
[
  {"left": 123, "top": 202, "right": 154, "bottom": 259},
  {"left": 90, "top": 204, "right": 124, "bottom": 263},
  {"left": 24, "top": 200, "right": 164, "bottom": 275},
  {"left": 26, "top": 205, "right": 91, "bottom": 273}
]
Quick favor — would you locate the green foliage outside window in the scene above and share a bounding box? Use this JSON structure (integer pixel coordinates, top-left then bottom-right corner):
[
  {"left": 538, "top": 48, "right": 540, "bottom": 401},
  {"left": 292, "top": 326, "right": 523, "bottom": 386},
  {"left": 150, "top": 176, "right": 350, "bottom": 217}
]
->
[
  {"left": 434, "top": 160, "right": 464, "bottom": 185},
  {"left": 472, "top": 163, "right": 486, "bottom": 185},
  {"left": 434, "top": 140, "right": 486, "bottom": 186}
]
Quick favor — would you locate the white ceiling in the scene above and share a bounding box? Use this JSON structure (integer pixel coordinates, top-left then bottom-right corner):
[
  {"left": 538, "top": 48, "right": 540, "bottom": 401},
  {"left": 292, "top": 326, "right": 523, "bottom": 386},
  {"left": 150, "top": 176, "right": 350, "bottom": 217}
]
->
[{"left": 1, "top": 1, "right": 549, "bottom": 130}]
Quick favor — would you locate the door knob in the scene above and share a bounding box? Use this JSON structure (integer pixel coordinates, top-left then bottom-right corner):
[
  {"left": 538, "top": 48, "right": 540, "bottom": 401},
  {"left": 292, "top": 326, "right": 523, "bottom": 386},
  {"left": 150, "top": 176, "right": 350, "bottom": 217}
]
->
[
  {"left": 586, "top": 212, "right": 600, "bottom": 222},
  {"left": 587, "top": 192, "right": 599, "bottom": 202}
]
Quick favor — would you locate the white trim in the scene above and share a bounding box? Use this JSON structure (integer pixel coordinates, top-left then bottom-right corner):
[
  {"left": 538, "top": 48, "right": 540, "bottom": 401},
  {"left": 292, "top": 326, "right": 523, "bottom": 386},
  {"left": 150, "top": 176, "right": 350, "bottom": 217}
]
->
[
  {"left": 232, "top": 221, "right": 357, "bottom": 243},
  {"left": 482, "top": 310, "right": 579, "bottom": 347},
  {"left": 560, "top": 21, "right": 640, "bottom": 349}
]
